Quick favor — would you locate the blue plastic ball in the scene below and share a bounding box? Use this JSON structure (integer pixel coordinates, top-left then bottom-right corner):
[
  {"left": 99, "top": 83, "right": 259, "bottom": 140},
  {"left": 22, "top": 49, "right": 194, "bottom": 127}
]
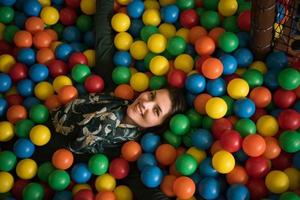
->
[
  {"left": 53, "top": 190, "right": 72, "bottom": 200},
  {"left": 127, "top": 1, "right": 144, "bottom": 18},
  {"left": 23, "top": 96, "right": 40, "bottom": 110},
  {"left": 141, "top": 166, "right": 163, "bottom": 188},
  {"left": 14, "top": 11, "right": 27, "bottom": 29},
  {"left": 140, "top": 132, "right": 161, "bottom": 153},
  {"left": 70, "top": 42, "right": 87, "bottom": 52},
  {"left": 75, "top": 83, "right": 87, "bottom": 95},
  {"left": 264, "top": 69, "right": 279, "bottom": 90},
  {"left": 13, "top": 138, "right": 35, "bottom": 158},
  {"left": 270, "top": 108, "right": 282, "bottom": 117},
  {"left": 219, "top": 54, "right": 237, "bottom": 75},
  {"left": 198, "top": 177, "right": 221, "bottom": 200},
  {"left": 113, "top": 51, "right": 132, "bottom": 67},
  {"left": 71, "top": 163, "right": 92, "bottom": 184},
  {"left": 0, "top": 73, "right": 12, "bottom": 92},
  {"left": 128, "top": 19, "right": 144, "bottom": 38},
  {"left": 0, "top": 0, "right": 16, "bottom": 6},
  {"left": 0, "top": 98, "right": 8, "bottom": 117},
  {"left": 226, "top": 184, "right": 250, "bottom": 200},
  {"left": 206, "top": 78, "right": 226, "bottom": 96},
  {"left": 29, "top": 64, "right": 49, "bottom": 82},
  {"left": 63, "top": 26, "right": 81, "bottom": 43},
  {"left": 55, "top": 43, "right": 74, "bottom": 61},
  {"left": 137, "top": 153, "right": 157, "bottom": 171},
  {"left": 17, "top": 79, "right": 34, "bottom": 97},
  {"left": 293, "top": 151, "right": 300, "bottom": 170},
  {"left": 186, "top": 92, "right": 196, "bottom": 108},
  {"left": 23, "top": 0, "right": 41, "bottom": 16},
  {"left": 233, "top": 48, "right": 253, "bottom": 67},
  {"left": 135, "top": 60, "right": 147, "bottom": 72},
  {"left": 294, "top": 101, "right": 300, "bottom": 114},
  {"left": 233, "top": 149, "right": 248, "bottom": 164},
  {"left": 191, "top": 129, "right": 213, "bottom": 150},
  {"left": 266, "top": 51, "right": 288, "bottom": 69},
  {"left": 236, "top": 32, "right": 250, "bottom": 48},
  {"left": 185, "top": 44, "right": 196, "bottom": 57},
  {"left": 199, "top": 157, "right": 218, "bottom": 177},
  {"left": 276, "top": 3, "right": 286, "bottom": 23},
  {"left": 190, "top": 172, "right": 202, "bottom": 185},
  {"left": 161, "top": 4, "right": 179, "bottom": 23},
  {"left": 234, "top": 98, "right": 256, "bottom": 118},
  {"left": 83, "top": 31, "right": 95, "bottom": 48},
  {"left": 185, "top": 74, "right": 206, "bottom": 94},
  {"left": 17, "top": 48, "right": 36, "bottom": 66}
]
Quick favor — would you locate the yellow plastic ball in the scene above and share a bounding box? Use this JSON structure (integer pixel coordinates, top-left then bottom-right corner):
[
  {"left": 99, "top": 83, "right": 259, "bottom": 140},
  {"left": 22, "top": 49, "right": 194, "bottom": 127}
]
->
[
  {"left": 130, "top": 40, "right": 148, "bottom": 60},
  {"left": 144, "top": 0, "right": 160, "bottom": 9},
  {"left": 159, "top": 0, "right": 176, "bottom": 6},
  {"left": 117, "top": 0, "right": 131, "bottom": 5},
  {"left": 186, "top": 147, "right": 207, "bottom": 164},
  {"left": 212, "top": 150, "right": 235, "bottom": 174},
  {"left": 142, "top": 9, "right": 161, "bottom": 26},
  {"left": 111, "top": 13, "right": 131, "bottom": 32},
  {"left": 218, "top": 0, "right": 238, "bottom": 17},
  {"left": 0, "top": 22, "right": 5, "bottom": 39},
  {"left": 83, "top": 49, "right": 95, "bottom": 67},
  {"left": 265, "top": 170, "right": 289, "bottom": 194},
  {"left": 0, "top": 171, "right": 14, "bottom": 193},
  {"left": 174, "top": 54, "right": 194, "bottom": 73},
  {"left": 16, "top": 159, "right": 38, "bottom": 180},
  {"left": 34, "top": 81, "right": 54, "bottom": 100},
  {"left": 176, "top": 28, "right": 190, "bottom": 43},
  {"left": 38, "top": 0, "right": 51, "bottom": 7},
  {"left": 114, "top": 185, "right": 133, "bottom": 200},
  {"left": 149, "top": 55, "right": 169, "bottom": 76},
  {"left": 95, "top": 173, "right": 116, "bottom": 192},
  {"left": 0, "top": 54, "right": 16, "bottom": 73},
  {"left": 129, "top": 67, "right": 138, "bottom": 75},
  {"left": 40, "top": 6, "right": 59, "bottom": 25},
  {"left": 235, "top": 68, "right": 246, "bottom": 76},
  {"left": 53, "top": 75, "right": 73, "bottom": 93},
  {"left": 256, "top": 115, "right": 279, "bottom": 137},
  {"left": 159, "top": 23, "right": 176, "bottom": 39},
  {"left": 80, "top": 0, "right": 96, "bottom": 15},
  {"left": 130, "top": 72, "right": 149, "bottom": 92},
  {"left": 187, "top": 70, "right": 198, "bottom": 76},
  {"left": 250, "top": 61, "right": 267, "bottom": 74},
  {"left": 114, "top": 32, "right": 133, "bottom": 51},
  {"left": 5, "top": 86, "right": 17, "bottom": 96},
  {"left": 227, "top": 78, "right": 249, "bottom": 99},
  {"left": 205, "top": 97, "right": 228, "bottom": 119},
  {"left": 29, "top": 125, "right": 51, "bottom": 146},
  {"left": 50, "top": 41, "right": 62, "bottom": 52},
  {"left": 0, "top": 121, "right": 14, "bottom": 142},
  {"left": 274, "top": 23, "right": 283, "bottom": 39},
  {"left": 72, "top": 184, "right": 92, "bottom": 195},
  {"left": 147, "top": 33, "right": 167, "bottom": 54},
  {"left": 284, "top": 167, "right": 300, "bottom": 190}
]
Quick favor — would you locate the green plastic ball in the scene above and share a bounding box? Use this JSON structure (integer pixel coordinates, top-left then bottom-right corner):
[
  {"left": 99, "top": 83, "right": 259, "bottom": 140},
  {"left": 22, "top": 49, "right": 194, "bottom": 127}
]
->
[
  {"left": 279, "top": 192, "right": 300, "bottom": 200},
  {"left": 149, "top": 76, "right": 167, "bottom": 90},
  {"left": 222, "top": 16, "right": 239, "bottom": 32},
  {"left": 202, "top": 0, "right": 219, "bottom": 10},
  {"left": 51, "top": 23, "right": 64, "bottom": 40},
  {"left": 15, "top": 119, "right": 35, "bottom": 138},
  {"left": 278, "top": 68, "right": 300, "bottom": 90},
  {"left": 0, "top": 151, "right": 17, "bottom": 171},
  {"left": 140, "top": 26, "right": 158, "bottom": 42},
  {"left": 160, "top": 49, "right": 174, "bottom": 60},
  {"left": 76, "top": 15, "right": 93, "bottom": 32},
  {"left": 0, "top": 6, "right": 14, "bottom": 24},
  {"left": 202, "top": 116, "right": 213, "bottom": 130},
  {"left": 175, "top": 153, "right": 198, "bottom": 175},
  {"left": 218, "top": 31, "right": 239, "bottom": 53},
  {"left": 38, "top": 162, "right": 55, "bottom": 182},
  {"left": 88, "top": 154, "right": 109, "bottom": 175},
  {"left": 167, "top": 36, "right": 186, "bottom": 56},
  {"left": 279, "top": 131, "right": 300, "bottom": 153},
  {"left": 23, "top": 183, "right": 45, "bottom": 200},
  {"left": 183, "top": 134, "right": 193, "bottom": 148},
  {"left": 185, "top": 109, "right": 202, "bottom": 128},
  {"left": 48, "top": 170, "right": 71, "bottom": 191},
  {"left": 221, "top": 95, "right": 234, "bottom": 116},
  {"left": 144, "top": 52, "right": 157, "bottom": 70},
  {"left": 196, "top": 7, "right": 205, "bottom": 16},
  {"left": 200, "top": 11, "right": 220, "bottom": 30},
  {"left": 4, "top": 25, "right": 19, "bottom": 43},
  {"left": 238, "top": 2, "right": 252, "bottom": 14},
  {"left": 242, "top": 69, "right": 263, "bottom": 88},
  {"left": 29, "top": 104, "right": 49, "bottom": 124},
  {"left": 163, "top": 130, "right": 182, "bottom": 148},
  {"left": 176, "top": 0, "right": 195, "bottom": 10},
  {"left": 234, "top": 118, "right": 256, "bottom": 137},
  {"left": 71, "top": 64, "right": 91, "bottom": 83},
  {"left": 169, "top": 114, "right": 191, "bottom": 135},
  {"left": 112, "top": 67, "right": 131, "bottom": 84}
]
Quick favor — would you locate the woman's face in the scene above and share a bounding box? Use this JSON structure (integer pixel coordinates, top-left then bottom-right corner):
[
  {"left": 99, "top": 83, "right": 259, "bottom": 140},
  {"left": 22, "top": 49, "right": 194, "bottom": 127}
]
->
[{"left": 126, "top": 89, "right": 172, "bottom": 128}]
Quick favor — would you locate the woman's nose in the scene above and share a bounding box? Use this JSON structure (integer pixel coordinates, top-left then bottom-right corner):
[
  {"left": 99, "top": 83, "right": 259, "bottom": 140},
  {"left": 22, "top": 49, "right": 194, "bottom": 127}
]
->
[{"left": 141, "top": 100, "right": 154, "bottom": 110}]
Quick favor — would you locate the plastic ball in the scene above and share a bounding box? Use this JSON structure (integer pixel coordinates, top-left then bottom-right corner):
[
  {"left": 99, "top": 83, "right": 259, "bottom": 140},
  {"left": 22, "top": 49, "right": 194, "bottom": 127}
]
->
[
  {"left": 284, "top": 167, "right": 300, "bottom": 191},
  {"left": 113, "top": 51, "right": 131, "bottom": 67},
  {"left": 219, "top": 54, "right": 238, "bottom": 75},
  {"left": 242, "top": 134, "right": 266, "bottom": 157},
  {"left": 71, "top": 64, "right": 91, "bottom": 83},
  {"left": 191, "top": 129, "right": 213, "bottom": 150},
  {"left": 278, "top": 109, "right": 300, "bottom": 130},
  {"left": 48, "top": 170, "right": 71, "bottom": 191},
  {"left": 147, "top": 33, "right": 167, "bottom": 54},
  {"left": 149, "top": 55, "right": 169, "bottom": 76},
  {"left": 185, "top": 74, "right": 206, "bottom": 95},
  {"left": 173, "top": 176, "right": 195, "bottom": 200},
  {"left": 195, "top": 36, "right": 215, "bottom": 56},
  {"left": 212, "top": 150, "right": 235, "bottom": 174},
  {"left": 28, "top": 63, "right": 48, "bottom": 82},
  {"left": 140, "top": 132, "right": 160, "bottom": 153},
  {"left": 114, "top": 84, "right": 134, "bottom": 100},
  {"left": 246, "top": 156, "right": 270, "bottom": 178},
  {"left": 109, "top": 158, "right": 129, "bottom": 179},
  {"left": 29, "top": 124, "right": 50, "bottom": 146},
  {"left": 73, "top": 189, "right": 93, "bottom": 200},
  {"left": 218, "top": 0, "right": 238, "bottom": 17},
  {"left": 255, "top": 115, "right": 279, "bottom": 137},
  {"left": 111, "top": 13, "right": 130, "bottom": 32},
  {"left": 130, "top": 40, "right": 148, "bottom": 60},
  {"left": 160, "top": 174, "right": 176, "bottom": 197},
  {"left": 279, "top": 131, "right": 300, "bottom": 153},
  {"left": 137, "top": 153, "right": 157, "bottom": 171},
  {"left": 180, "top": 9, "right": 199, "bottom": 29},
  {"left": 161, "top": 4, "right": 179, "bottom": 23},
  {"left": 234, "top": 98, "right": 256, "bottom": 118},
  {"left": 220, "top": 130, "right": 242, "bottom": 153},
  {"left": 16, "top": 158, "right": 37, "bottom": 179},
  {"left": 88, "top": 154, "right": 109, "bottom": 176},
  {"left": 37, "top": 162, "right": 55, "bottom": 182},
  {"left": 52, "top": 190, "right": 72, "bottom": 200},
  {"left": 242, "top": 69, "right": 264, "bottom": 88},
  {"left": 273, "top": 88, "right": 296, "bottom": 109},
  {"left": 0, "top": 171, "right": 14, "bottom": 193},
  {"left": 39, "top": 6, "right": 59, "bottom": 25},
  {"left": 84, "top": 75, "right": 104, "bottom": 93},
  {"left": 130, "top": 72, "right": 149, "bottom": 92},
  {"left": 200, "top": 10, "right": 220, "bottom": 30},
  {"left": 114, "top": 32, "right": 133, "bottom": 51},
  {"left": 14, "top": 30, "right": 32, "bottom": 48},
  {"left": 36, "top": 48, "right": 55, "bottom": 64},
  {"left": 266, "top": 51, "right": 288, "bottom": 69},
  {"left": 29, "top": 103, "right": 49, "bottom": 123},
  {"left": 205, "top": 97, "right": 227, "bottom": 119},
  {"left": 237, "top": 10, "right": 251, "bottom": 31},
  {"left": 22, "top": 182, "right": 45, "bottom": 200},
  {"left": 198, "top": 177, "right": 220, "bottom": 200},
  {"left": 249, "top": 86, "right": 271, "bottom": 108},
  {"left": 265, "top": 170, "right": 289, "bottom": 194},
  {"left": 155, "top": 144, "right": 177, "bottom": 166},
  {"left": 59, "top": 7, "right": 77, "bottom": 26},
  {"left": 167, "top": 36, "right": 186, "bottom": 56},
  {"left": 0, "top": 73, "right": 11, "bottom": 93},
  {"left": 127, "top": 1, "right": 144, "bottom": 18},
  {"left": 233, "top": 48, "right": 253, "bottom": 67},
  {"left": 206, "top": 78, "right": 226, "bottom": 96},
  {"left": 23, "top": 0, "right": 41, "bottom": 16},
  {"left": 175, "top": 153, "right": 197, "bottom": 175},
  {"left": 227, "top": 78, "right": 249, "bottom": 99},
  {"left": 95, "top": 173, "right": 116, "bottom": 192},
  {"left": 226, "top": 184, "right": 250, "bottom": 200},
  {"left": 71, "top": 163, "right": 92, "bottom": 184},
  {"left": 113, "top": 185, "right": 133, "bottom": 200},
  {"left": 169, "top": 114, "right": 190, "bottom": 135},
  {"left": 13, "top": 138, "right": 35, "bottom": 158},
  {"left": 52, "top": 149, "right": 74, "bottom": 170},
  {"left": 6, "top": 104, "right": 27, "bottom": 124},
  {"left": 55, "top": 43, "right": 74, "bottom": 61},
  {"left": 121, "top": 141, "right": 142, "bottom": 162},
  {"left": 0, "top": 150, "right": 16, "bottom": 171},
  {"left": 142, "top": 9, "right": 161, "bottom": 26},
  {"left": 167, "top": 69, "right": 186, "bottom": 88},
  {"left": 226, "top": 165, "right": 248, "bottom": 185},
  {"left": 278, "top": 68, "right": 300, "bottom": 90},
  {"left": 140, "top": 166, "right": 163, "bottom": 188},
  {"left": 57, "top": 85, "right": 78, "bottom": 104},
  {"left": 201, "top": 58, "right": 223, "bottom": 80}
]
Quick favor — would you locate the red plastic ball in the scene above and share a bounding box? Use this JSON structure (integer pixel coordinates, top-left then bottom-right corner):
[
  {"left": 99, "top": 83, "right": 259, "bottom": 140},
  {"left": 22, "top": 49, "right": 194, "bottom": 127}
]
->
[
  {"left": 223, "top": 74, "right": 240, "bottom": 84},
  {"left": 41, "top": 182, "right": 54, "bottom": 200},
  {"left": 12, "top": 179, "right": 29, "bottom": 200},
  {"left": 167, "top": 69, "right": 186, "bottom": 88},
  {"left": 6, "top": 94, "right": 23, "bottom": 106},
  {"left": 84, "top": 75, "right": 105, "bottom": 93},
  {"left": 273, "top": 88, "right": 296, "bottom": 109},
  {"left": 238, "top": 10, "right": 251, "bottom": 31},
  {"left": 59, "top": 7, "right": 77, "bottom": 26},
  {"left": 245, "top": 156, "right": 270, "bottom": 178},
  {"left": 180, "top": 9, "right": 199, "bottom": 29},
  {"left": 47, "top": 59, "right": 69, "bottom": 78},
  {"left": 65, "top": 0, "right": 81, "bottom": 8},
  {"left": 195, "top": 55, "right": 210, "bottom": 74},
  {"left": 6, "top": 104, "right": 27, "bottom": 124},
  {"left": 0, "top": 40, "right": 13, "bottom": 55},
  {"left": 109, "top": 157, "right": 130, "bottom": 179},
  {"left": 73, "top": 189, "right": 94, "bottom": 200},
  {"left": 68, "top": 52, "right": 88, "bottom": 69},
  {"left": 246, "top": 178, "right": 268, "bottom": 200},
  {"left": 211, "top": 118, "right": 233, "bottom": 139},
  {"left": 278, "top": 109, "right": 300, "bottom": 130},
  {"left": 251, "top": 108, "right": 267, "bottom": 122},
  {"left": 220, "top": 130, "right": 242, "bottom": 153},
  {"left": 271, "top": 151, "right": 292, "bottom": 170},
  {"left": 9, "top": 63, "right": 28, "bottom": 82}
]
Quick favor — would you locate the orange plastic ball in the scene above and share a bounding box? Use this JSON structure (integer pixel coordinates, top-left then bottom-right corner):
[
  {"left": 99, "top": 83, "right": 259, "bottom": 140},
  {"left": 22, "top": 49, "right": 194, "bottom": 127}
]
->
[
  {"left": 155, "top": 144, "right": 177, "bottom": 166},
  {"left": 44, "top": 95, "right": 62, "bottom": 110},
  {"left": 242, "top": 134, "right": 266, "bottom": 157},
  {"left": 188, "top": 26, "right": 207, "bottom": 44},
  {"left": 6, "top": 105, "right": 27, "bottom": 124},
  {"left": 33, "top": 31, "right": 52, "bottom": 49},
  {"left": 121, "top": 141, "right": 142, "bottom": 162},
  {"left": 263, "top": 137, "right": 281, "bottom": 160},
  {"left": 44, "top": 29, "right": 58, "bottom": 41},
  {"left": 193, "top": 93, "right": 212, "bottom": 114},
  {"left": 160, "top": 175, "right": 176, "bottom": 197},
  {"left": 202, "top": 58, "right": 223, "bottom": 79},
  {"left": 195, "top": 36, "right": 215, "bottom": 56},
  {"left": 249, "top": 86, "right": 272, "bottom": 108},
  {"left": 14, "top": 31, "right": 32, "bottom": 48},
  {"left": 208, "top": 27, "right": 225, "bottom": 44},
  {"left": 114, "top": 84, "right": 134, "bottom": 100},
  {"left": 95, "top": 191, "right": 116, "bottom": 200},
  {"left": 210, "top": 140, "right": 223, "bottom": 155},
  {"left": 25, "top": 17, "right": 45, "bottom": 34},
  {"left": 52, "top": 148, "right": 74, "bottom": 170},
  {"left": 226, "top": 165, "right": 248, "bottom": 185},
  {"left": 173, "top": 176, "right": 195, "bottom": 200},
  {"left": 36, "top": 48, "right": 55, "bottom": 64},
  {"left": 57, "top": 85, "right": 78, "bottom": 105},
  {"left": 169, "top": 162, "right": 181, "bottom": 177}
]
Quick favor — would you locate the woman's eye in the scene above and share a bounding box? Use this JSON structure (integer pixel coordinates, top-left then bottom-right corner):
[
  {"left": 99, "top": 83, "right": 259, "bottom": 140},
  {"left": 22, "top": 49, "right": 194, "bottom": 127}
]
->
[{"left": 149, "top": 92, "right": 154, "bottom": 100}]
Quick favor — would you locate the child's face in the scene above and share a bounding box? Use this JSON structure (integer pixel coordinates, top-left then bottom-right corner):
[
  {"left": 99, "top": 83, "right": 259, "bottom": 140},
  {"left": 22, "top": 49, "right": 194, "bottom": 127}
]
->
[{"left": 126, "top": 89, "right": 172, "bottom": 128}]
